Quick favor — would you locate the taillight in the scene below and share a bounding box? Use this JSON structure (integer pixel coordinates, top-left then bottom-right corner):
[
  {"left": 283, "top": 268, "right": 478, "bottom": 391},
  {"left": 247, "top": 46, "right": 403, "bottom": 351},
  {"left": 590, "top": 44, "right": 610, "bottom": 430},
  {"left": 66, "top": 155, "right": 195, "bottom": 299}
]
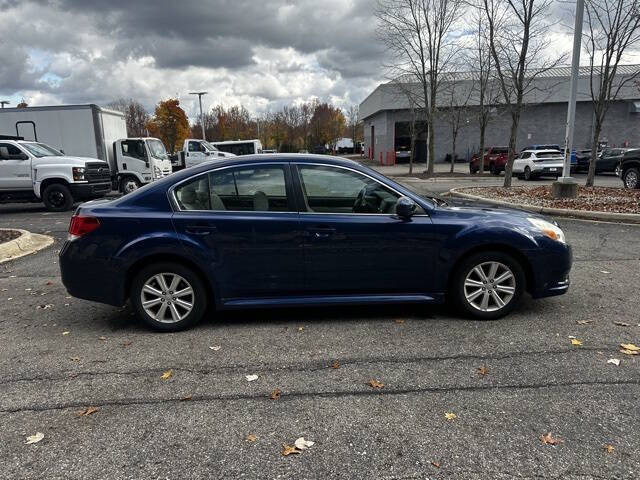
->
[{"left": 68, "top": 215, "right": 100, "bottom": 241}]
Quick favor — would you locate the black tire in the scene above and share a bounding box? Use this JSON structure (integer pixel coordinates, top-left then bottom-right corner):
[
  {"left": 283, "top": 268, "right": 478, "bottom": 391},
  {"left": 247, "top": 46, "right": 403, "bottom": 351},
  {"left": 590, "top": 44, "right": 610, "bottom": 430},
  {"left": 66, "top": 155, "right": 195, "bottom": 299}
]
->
[
  {"left": 42, "top": 183, "right": 74, "bottom": 212},
  {"left": 524, "top": 166, "right": 532, "bottom": 181},
  {"left": 622, "top": 168, "right": 640, "bottom": 189},
  {"left": 450, "top": 251, "right": 526, "bottom": 320},
  {"left": 490, "top": 163, "right": 500, "bottom": 175},
  {"left": 131, "top": 262, "right": 208, "bottom": 332},
  {"left": 120, "top": 176, "right": 141, "bottom": 195}
]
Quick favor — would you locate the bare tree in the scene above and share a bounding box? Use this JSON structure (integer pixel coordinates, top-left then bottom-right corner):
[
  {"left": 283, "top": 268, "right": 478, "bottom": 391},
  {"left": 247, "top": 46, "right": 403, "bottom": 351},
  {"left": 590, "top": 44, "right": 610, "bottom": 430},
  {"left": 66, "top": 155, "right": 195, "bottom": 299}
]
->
[
  {"left": 376, "top": 0, "right": 465, "bottom": 175},
  {"left": 466, "top": 2, "right": 498, "bottom": 174},
  {"left": 107, "top": 98, "right": 150, "bottom": 137},
  {"left": 440, "top": 75, "right": 473, "bottom": 173},
  {"left": 481, "top": 0, "right": 564, "bottom": 187},
  {"left": 346, "top": 105, "right": 361, "bottom": 154},
  {"left": 584, "top": 0, "right": 640, "bottom": 187}
]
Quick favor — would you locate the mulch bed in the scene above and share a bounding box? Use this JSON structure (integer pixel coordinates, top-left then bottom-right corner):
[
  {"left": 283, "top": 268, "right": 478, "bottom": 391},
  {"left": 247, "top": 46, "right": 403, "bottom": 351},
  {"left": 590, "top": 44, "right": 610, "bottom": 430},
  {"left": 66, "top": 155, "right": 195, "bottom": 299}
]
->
[
  {"left": 0, "top": 230, "right": 21, "bottom": 244},
  {"left": 460, "top": 186, "right": 640, "bottom": 214}
]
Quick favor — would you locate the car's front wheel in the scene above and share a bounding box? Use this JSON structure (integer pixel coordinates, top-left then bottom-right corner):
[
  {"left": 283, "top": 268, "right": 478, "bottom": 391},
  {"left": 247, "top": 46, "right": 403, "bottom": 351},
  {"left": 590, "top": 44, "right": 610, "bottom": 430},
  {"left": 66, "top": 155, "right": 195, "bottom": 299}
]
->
[
  {"left": 622, "top": 168, "right": 640, "bottom": 189},
  {"left": 42, "top": 183, "right": 74, "bottom": 211},
  {"left": 131, "top": 262, "right": 208, "bottom": 331},
  {"left": 451, "top": 251, "right": 525, "bottom": 320}
]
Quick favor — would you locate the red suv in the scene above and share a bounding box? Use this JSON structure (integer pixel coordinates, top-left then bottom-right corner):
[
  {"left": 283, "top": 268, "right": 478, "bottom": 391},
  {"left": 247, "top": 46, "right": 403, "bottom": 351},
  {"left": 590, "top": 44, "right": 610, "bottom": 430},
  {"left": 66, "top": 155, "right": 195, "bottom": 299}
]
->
[{"left": 470, "top": 146, "right": 511, "bottom": 175}]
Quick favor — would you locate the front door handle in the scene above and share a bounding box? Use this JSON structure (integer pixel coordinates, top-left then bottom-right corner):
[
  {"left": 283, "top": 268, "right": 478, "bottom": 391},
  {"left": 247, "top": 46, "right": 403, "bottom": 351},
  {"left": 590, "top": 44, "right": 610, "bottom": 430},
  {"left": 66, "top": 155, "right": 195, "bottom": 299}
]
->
[
  {"left": 185, "top": 225, "right": 217, "bottom": 235},
  {"left": 307, "top": 226, "right": 336, "bottom": 239}
]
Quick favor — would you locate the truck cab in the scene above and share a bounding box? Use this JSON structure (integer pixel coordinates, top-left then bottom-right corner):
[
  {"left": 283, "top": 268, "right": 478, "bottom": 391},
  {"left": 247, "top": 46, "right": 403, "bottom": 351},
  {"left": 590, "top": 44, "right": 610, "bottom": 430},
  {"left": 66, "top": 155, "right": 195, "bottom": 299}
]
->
[
  {"left": 111, "top": 137, "right": 173, "bottom": 193},
  {"left": 174, "top": 139, "right": 235, "bottom": 170},
  {"left": 0, "top": 138, "right": 111, "bottom": 211}
]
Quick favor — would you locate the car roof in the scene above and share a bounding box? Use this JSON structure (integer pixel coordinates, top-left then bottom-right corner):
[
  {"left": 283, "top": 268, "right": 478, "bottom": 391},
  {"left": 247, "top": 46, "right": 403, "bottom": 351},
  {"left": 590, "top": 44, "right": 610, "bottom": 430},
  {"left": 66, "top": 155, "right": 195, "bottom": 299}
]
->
[{"left": 521, "top": 149, "right": 563, "bottom": 154}]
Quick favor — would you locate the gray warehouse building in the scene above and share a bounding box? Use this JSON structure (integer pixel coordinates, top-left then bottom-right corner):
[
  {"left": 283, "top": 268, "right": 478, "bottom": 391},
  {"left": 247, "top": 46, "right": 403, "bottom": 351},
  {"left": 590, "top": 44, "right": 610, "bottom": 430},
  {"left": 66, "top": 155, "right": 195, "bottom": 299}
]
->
[{"left": 359, "top": 65, "right": 640, "bottom": 164}]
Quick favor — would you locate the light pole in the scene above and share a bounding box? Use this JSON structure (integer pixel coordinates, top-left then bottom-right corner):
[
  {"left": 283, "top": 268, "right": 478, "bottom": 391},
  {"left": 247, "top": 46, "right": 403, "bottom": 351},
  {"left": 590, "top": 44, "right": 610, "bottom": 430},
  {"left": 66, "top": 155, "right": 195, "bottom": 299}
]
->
[
  {"left": 0, "top": 101, "right": 9, "bottom": 109},
  {"left": 189, "top": 92, "right": 208, "bottom": 141},
  {"left": 554, "top": 0, "right": 584, "bottom": 199}
]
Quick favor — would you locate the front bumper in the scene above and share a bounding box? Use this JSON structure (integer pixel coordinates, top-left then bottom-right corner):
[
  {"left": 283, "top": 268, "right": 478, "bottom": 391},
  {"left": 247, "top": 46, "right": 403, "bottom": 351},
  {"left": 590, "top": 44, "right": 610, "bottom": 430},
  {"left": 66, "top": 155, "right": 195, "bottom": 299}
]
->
[
  {"left": 69, "top": 181, "right": 111, "bottom": 199},
  {"left": 529, "top": 244, "right": 573, "bottom": 299}
]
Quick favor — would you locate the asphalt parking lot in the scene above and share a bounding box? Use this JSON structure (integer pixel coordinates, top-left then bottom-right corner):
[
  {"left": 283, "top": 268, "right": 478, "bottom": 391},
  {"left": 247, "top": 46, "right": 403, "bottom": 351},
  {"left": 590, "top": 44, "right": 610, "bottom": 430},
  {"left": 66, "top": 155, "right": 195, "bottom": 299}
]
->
[{"left": 1, "top": 193, "right": 639, "bottom": 479}]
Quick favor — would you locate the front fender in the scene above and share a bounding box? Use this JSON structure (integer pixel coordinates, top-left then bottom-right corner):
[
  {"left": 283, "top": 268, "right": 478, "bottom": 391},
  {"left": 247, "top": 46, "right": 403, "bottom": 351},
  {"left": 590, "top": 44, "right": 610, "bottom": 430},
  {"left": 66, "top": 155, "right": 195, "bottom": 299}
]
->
[{"left": 33, "top": 168, "right": 74, "bottom": 197}]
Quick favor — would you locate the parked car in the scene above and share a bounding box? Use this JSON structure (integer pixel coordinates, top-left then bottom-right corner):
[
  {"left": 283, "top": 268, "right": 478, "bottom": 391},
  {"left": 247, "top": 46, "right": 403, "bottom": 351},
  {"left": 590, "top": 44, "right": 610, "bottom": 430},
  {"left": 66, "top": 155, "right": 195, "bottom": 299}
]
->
[
  {"left": 469, "top": 146, "right": 511, "bottom": 175},
  {"left": 521, "top": 144, "right": 561, "bottom": 152},
  {"left": 0, "top": 138, "right": 111, "bottom": 211},
  {"left": 513, "top": 149, "right": 564, "bottom": 180},
  {"left": 60, "top": 154, "right": 572, "bottom": 331},
  {"left": 597, "top": 147, "right": 635, "bottom": 175},
  {"left": 619, "top": 149, "right": 640, "bottom": 189},
  {"left": 573, "top": 149, "right": 593, "bottom": 173}
]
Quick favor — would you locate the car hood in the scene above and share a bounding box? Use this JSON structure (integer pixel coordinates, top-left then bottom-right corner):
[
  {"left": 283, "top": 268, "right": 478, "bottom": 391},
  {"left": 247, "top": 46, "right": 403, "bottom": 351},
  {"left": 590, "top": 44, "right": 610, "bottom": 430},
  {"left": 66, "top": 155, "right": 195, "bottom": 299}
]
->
[
  {"left": 433, "top": 196, "right": 552, "bottom": 224},
  {"left": 32, "top": 156, "right": 109, "bottom": 168}
]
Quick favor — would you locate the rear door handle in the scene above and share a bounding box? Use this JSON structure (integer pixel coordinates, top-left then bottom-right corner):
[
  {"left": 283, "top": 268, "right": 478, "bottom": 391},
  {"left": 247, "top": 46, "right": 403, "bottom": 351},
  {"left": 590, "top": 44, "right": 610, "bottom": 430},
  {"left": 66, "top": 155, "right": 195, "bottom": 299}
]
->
[
  {"left": 185, "top": 225, "right": 217, "bottom": 235},
  {"left": 308, "top": 226, "right": 336, "bottom": 238}
]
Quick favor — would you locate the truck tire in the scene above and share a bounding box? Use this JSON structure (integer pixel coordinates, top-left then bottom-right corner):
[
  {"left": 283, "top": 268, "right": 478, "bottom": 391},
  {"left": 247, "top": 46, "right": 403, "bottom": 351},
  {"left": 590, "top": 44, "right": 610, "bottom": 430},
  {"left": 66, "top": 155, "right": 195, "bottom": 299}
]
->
[
  {"left": 42, "top": 183, "right": 74, "bottom": 212},
  {"left": 120, "top": 176, "right": 141, "bottom": 195}
]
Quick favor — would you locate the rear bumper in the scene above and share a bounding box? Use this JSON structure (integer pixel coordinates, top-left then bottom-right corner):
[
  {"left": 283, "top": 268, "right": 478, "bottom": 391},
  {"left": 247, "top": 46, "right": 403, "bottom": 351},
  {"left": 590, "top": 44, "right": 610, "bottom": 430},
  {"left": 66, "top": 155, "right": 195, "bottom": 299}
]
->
[
  {"left": 59, "top": 240, "right": 126, "bottom": 307},
  {"left": 69, "top": 182, "right": 111, "bottom": 199}
]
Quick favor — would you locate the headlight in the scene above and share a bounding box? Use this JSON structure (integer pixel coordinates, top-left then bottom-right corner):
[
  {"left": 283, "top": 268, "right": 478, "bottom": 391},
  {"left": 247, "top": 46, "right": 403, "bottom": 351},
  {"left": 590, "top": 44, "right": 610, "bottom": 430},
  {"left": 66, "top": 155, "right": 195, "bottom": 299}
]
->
[
  {"left": 528, "top": 217, "right": 566, "bottom": 243},
  {"left": 72, "top": 167, "right": 85, "bottom": 181}
]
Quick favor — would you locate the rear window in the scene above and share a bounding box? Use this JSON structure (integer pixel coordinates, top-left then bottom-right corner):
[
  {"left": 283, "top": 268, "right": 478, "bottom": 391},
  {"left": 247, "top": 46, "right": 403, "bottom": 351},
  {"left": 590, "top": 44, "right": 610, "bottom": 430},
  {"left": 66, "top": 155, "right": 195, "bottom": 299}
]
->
[
  {"left": 492, "top": 148, "right": 509, "bottom": 154},
  {"left": 536, "top": 152, "right": 562, "bottom": 158}
]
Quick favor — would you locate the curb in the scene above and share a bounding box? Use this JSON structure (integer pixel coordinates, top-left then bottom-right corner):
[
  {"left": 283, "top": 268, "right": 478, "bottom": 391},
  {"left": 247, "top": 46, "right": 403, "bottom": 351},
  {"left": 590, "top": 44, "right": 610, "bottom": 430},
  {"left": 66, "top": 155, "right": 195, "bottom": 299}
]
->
[
  {"left": 449, "top": 188, "right": 640, "bottom": 224},
  {"left": 0, "top": 229, "right": 55, "bottom": 264}
]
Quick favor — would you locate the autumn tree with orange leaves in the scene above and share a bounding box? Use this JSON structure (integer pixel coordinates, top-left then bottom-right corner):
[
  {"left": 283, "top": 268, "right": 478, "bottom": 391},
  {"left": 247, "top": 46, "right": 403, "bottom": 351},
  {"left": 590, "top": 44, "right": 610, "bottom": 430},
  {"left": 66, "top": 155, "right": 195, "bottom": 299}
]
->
[{"left": 146, "top": 98, "right": 190, "bottom": 153}]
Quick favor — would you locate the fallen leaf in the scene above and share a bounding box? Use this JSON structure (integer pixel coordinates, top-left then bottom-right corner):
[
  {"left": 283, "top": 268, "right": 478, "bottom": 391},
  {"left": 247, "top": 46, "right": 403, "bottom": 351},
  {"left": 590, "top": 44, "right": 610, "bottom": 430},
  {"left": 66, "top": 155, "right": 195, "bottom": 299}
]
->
[
  {"left": 282, "top": 444, "right": 301, "bottom": 456},
  {"left": 70, "top": 357, "right": 80, "bottom": 362},
  {"left": 77, "top": 406, "right": 99, "bottom": 416},
  {"left": 614, "top": 321, "right": 630, "bottom": 327},
  {"left": 477, "top": 366, "right": 489, "bottom": 376},
  {"left": 270, "top": 388, "right": 281, "bottom": 400},
  {"left": 181, "top": 395, "right": 192, "bottom": 401},
  {"left": 444, "top": 412, "right": 457, "bottom": 421},
  {"left": 246, "top": 374, "right": 259, "bottom": 382},
  {"left": 620, "top": 343, "right": 640, "bottom": 352},
  {"left": 571, "top": 339, "right": 583, "bottom": 346},
  {"left": 620, "top": 349, "right": 639, "bottom": 355},
  {"left": 331, "top": 360, "right": 340, "bottom": 369},
  {"left": 46, "top": 281, "right": 53, "bottom": 286},
  {"left": 368, "top": 379, "right": 384, "bottom": 389},
  {"left": 394, "top": 319, "right": 405, "bottom": 324},
  {"left": 209, "top": 345, "right": 221, "bottom": 351},
  {"left": 62, "top": 331, "right": 70, "bottom": 335},
  {"left": 576, "top": 320, "right": 593, "bottom": 325},
  {"left": 604, "top": 444, "right": 615, "bottom": 454},
  {"left": 25, "top": 432, "right": 44, "bottom": 444},
  {"left": 541, "top": 432, "right": 562, "bottom": 445},
  {"left": 298, "top": 326, "right": 304, "bottom": 332},
  {"left": 98, "top": 336, "right": 106, "bottom": 341},
  {"left": 431, "top": 461, "right": 441, "bottom": 468},
  {"left": 600, "top": 270, "right": 611, "bottom": 274},
  {"left": 294, "top": 437, "right": 315, "bottom": 450},
  {"left": 247, "top": 434, "right": 257, "bottom": 442},
  {"left": 37, "top": 304, "right": 54, "bottom": 310},
  {"left": 123, "top": 340, "right": 133, "bottom": 347},
  {"left": 161, "top": 369, "right": 173, "bottom": 380},
  {"left": 607, "top": 358, "right": 621, "bottom": 366}
]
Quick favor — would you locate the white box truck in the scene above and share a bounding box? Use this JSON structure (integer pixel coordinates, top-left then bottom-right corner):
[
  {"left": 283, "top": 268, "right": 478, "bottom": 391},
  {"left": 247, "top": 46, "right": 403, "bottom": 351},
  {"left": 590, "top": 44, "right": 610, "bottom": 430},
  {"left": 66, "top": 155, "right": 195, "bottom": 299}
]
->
[{"left": 0, "top": 104, "right": 172, "bottom": 195}]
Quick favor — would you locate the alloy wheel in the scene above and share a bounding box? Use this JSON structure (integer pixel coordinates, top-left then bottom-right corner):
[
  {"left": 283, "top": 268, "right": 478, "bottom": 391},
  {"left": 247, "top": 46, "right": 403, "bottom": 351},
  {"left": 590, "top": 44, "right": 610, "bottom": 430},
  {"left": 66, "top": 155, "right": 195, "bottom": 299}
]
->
[
  {"left": 140, "top": 273, "right": 194, "bottom": 323},
  {"left": 624, "top": 170, "right": 638, "bottom": 189},
  {"left": 123, "top": 180, "right": 139, "bottom": 194},
  {"left": 463, "top": 261, "right": 516, "bottom": 312}
]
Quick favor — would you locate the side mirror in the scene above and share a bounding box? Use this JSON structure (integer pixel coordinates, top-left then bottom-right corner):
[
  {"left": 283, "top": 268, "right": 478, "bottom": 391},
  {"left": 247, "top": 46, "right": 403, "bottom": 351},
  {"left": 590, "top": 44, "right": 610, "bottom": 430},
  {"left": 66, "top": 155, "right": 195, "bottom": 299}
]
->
[
  {"left": 59, "top": 149, "right": 65, "bottom": 155},
  {"left": 395, "top": 196, "right": 417, "bottom": 219},
  {"left": 205, "top": 151, "right": 210, "bottom": 156},
  {"left": 19, "top": 153, "right": 29, "bottom": 160}
]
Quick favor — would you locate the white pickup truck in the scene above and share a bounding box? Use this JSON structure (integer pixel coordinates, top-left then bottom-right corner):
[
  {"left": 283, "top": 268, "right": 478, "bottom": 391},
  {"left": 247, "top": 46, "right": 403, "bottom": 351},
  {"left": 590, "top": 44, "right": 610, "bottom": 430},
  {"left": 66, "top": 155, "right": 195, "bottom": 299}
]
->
[
  {"left": 0, "top": 137, "right": 111, "bottom": 211},
  {"left": 172, "top": 139, "right": 235, "bottom": 171}
]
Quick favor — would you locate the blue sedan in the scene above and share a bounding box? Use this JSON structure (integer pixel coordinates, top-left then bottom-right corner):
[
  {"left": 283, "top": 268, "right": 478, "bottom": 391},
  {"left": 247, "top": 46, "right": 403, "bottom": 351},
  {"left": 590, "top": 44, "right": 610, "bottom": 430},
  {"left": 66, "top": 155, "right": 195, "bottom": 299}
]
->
[{"left": 60, "top": 155, "right": 572, "bottom": 331}]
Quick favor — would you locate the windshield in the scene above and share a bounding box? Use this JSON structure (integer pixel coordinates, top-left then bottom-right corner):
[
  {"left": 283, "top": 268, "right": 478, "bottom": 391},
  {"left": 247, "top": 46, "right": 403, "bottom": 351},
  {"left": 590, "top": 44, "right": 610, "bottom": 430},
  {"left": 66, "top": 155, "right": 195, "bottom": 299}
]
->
[
  {"left": 21, "top": 142, "right": 63, "bottom": 158},
  {"left": 147, "top": 139, "right": 168, "bottom": 159},
  {"left": 201, "top": 141, "right": 219, "bottom": 152}
]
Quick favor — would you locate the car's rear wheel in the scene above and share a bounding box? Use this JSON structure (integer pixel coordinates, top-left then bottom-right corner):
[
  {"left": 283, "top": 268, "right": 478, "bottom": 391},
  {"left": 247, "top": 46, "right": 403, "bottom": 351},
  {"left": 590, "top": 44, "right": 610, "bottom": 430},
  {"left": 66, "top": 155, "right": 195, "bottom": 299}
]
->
[
  {"left": 451, "top": 251, "right": 525, "bottom": 320},
  {"left": 490, "top": 163, "right": 499, "bottom": 175},
  {"left": 524, "top": 166, "right": 532, "bottom": 181},
  {"left": 131, "top": 262, "right": 208, "bottom": 331},
  {"left": 622, "top": 168, "right": 640, "bottom": 189}
]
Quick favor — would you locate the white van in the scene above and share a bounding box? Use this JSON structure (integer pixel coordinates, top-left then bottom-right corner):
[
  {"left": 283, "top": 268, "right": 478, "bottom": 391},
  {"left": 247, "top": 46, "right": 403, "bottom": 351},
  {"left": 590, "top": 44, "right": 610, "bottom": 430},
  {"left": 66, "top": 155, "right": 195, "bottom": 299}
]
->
[{"left": 211, "top": 139, "right": 263, "bottom": 156}]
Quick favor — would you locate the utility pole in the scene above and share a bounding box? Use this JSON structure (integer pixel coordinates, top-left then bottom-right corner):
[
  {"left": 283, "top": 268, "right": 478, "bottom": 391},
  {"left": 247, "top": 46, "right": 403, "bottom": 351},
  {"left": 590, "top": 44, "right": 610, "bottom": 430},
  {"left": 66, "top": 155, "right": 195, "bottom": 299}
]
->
[
  {"left": 0, "top": 101, "right": 9, "bottom": 109},
  {"left": 553, "top": 0, "right": 584, "bottom": 199},
  {"left": 189, "top": 92, "right": 208, "bottom": 141}
]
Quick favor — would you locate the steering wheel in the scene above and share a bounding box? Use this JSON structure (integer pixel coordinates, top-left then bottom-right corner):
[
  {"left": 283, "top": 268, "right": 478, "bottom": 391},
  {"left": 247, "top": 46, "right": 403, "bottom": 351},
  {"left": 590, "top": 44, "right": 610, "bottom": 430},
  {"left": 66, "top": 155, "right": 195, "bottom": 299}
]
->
[{"left": 352, "top": 185, "right": 377, "bottom": 213}]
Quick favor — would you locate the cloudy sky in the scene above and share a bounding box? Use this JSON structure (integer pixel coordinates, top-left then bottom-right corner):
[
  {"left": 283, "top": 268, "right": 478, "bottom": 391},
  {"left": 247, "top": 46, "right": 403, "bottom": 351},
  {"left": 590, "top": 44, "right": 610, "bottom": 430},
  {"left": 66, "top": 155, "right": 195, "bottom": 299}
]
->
[{"left": 1, "top": 0, "right": 636, "bottom": 122}]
